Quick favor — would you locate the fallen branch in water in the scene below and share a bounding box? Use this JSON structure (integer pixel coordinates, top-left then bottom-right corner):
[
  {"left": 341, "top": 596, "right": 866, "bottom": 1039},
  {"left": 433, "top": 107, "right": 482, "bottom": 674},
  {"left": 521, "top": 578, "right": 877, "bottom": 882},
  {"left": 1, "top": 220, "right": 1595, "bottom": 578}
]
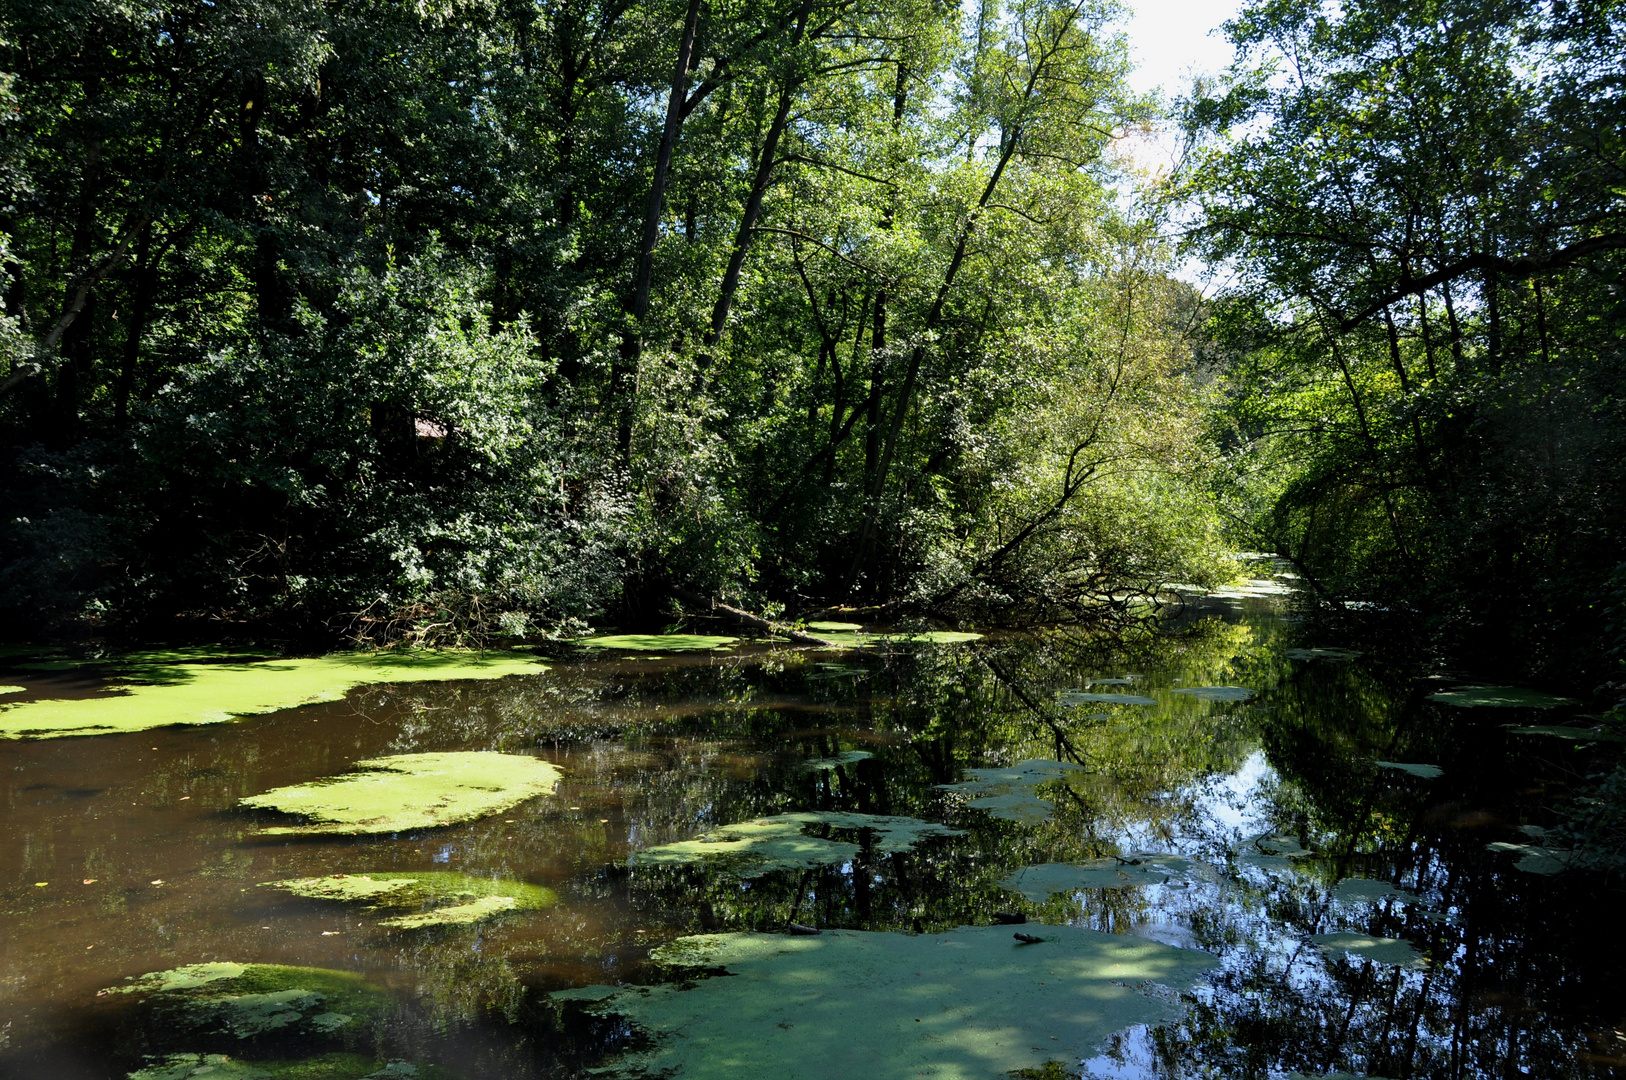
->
[{"left": 675, "top": 589, "right": 842, "bottom": 647}]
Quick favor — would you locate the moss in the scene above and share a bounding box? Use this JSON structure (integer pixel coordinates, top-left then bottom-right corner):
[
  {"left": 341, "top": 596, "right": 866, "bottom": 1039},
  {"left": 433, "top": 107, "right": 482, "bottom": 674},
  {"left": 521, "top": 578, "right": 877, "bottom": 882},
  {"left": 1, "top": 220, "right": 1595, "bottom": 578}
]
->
[
  {"left": 240, "top": 752, "right": 561, "bottom": 835},
  {"left": 576, "top": 635, "right": 738, "bottom": 652},
  {"left": 264, "top": 871, "right": 555, "bottom": 928},
  {"left": 108, "top": 964, "right": 391, "bottom": 1047},
  {"left": 630, "top": 810, "right": 962, "bottom": 877},
  {"left": 0, "top": 649, "right": 548, "bottom": 739},
  {"left": 572, "top": 926, "right": 1219, "bottom": 1080}
]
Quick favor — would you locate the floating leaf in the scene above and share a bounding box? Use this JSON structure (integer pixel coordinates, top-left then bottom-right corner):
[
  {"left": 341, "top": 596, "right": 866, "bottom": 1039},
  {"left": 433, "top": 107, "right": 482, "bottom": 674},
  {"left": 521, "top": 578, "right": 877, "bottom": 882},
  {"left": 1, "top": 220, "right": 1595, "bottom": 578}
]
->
[
  {"left": 1171, "top": 686, "right": 1254, "bottom": 703},
  {"left": 0, "top": 650, "right": 548, "bottom": 740},
  {"left": 801, "top": 751, "right": 872, "bottom": 770},
  {"left": 1000, "top": 855, "right": 1193, "bottom": 900},
  {"left": 575, "top": 634, "right": 739, "bottom": 652},
  {"left": 240, "top": 752, "right": 561, "bottom": 835},
  {"left": 1311, "top": 932, "right": 1428, "bottom": 970},
  {"left": 1058, "top": 690, "right": 1157, "bottom": 706},
  {"left": 630, "top": 811, "right": 961, "bottom": 877},
  {"left": 1374, "top": 761, "right": 1443, "bottom": 779},
  {"left": 568, "top": 927, "right": 1219, "bottom": 1080},
  {"left": 1426, "top": 685, "right": 1576, "bottom": 709}
]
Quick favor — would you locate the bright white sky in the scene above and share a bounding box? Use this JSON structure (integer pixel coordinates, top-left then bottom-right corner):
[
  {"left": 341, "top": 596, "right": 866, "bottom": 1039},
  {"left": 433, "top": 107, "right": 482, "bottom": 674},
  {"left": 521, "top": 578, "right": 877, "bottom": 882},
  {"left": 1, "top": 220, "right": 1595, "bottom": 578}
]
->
[{"left": 1120, "top": 0, "right": 1244, "bottom": 100}]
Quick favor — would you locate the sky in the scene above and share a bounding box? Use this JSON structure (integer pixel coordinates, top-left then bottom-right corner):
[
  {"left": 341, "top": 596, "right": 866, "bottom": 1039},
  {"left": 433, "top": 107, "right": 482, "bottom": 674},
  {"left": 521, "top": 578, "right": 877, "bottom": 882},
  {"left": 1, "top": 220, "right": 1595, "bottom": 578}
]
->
[{"left": 1119, "top": 0, "right": 1244, "bottom": 99}]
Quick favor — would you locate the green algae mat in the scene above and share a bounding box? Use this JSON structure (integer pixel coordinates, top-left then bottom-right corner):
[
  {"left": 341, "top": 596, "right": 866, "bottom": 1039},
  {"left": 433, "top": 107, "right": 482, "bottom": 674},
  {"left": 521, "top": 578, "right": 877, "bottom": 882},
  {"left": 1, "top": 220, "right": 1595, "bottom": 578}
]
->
[
  {"left": 558, "top": 926, "right": 1219, "bottom": 1079},
  {"left": 0, "top": 650, "right": 549, "bottom": 739},
  {"left": 104, "top": 963, "right": 389, "bottom": 1040},
  {"left": 128, "top": 1055, "right": 425, "bottom": 1080},
  {"left": 937, "top": 759, "right": 1089, "bottom": 824},
  {"left": 1000, "top": 855, "right": 1195, "bottom": 900},
  {"left": 263, "top": 871, "right": 556, "bottom": 929},
  {"left": 1426, "top": 685, "right": 1575, "bottom": 708},
  {"left": 575, "top": 634, "right": 739, "bottom": 651},
  {"left": 630, "top": 810, "right": 962, "bottom": 877},
  {"left": 240, "top": 752, "right": 562, "bottom": 835}
]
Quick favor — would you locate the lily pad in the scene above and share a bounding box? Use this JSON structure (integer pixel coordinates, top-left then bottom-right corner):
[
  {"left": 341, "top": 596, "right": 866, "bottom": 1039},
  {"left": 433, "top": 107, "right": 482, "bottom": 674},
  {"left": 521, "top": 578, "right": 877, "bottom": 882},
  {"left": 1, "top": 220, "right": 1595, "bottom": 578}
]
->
[
  {"left": 801, "top": 751, "right": 872, "bottom": 770},
  {"left": 805, "top": 621, "right": 863, "bottom": 632},
  {"left": 1001, "top": 855, "right": 1193, "bottom": 900},
  {"left": 1058, "top": 691, "right": 1157, "bottom": 706},
  {"left": 0, "top": 684, "right": 24, "bottom": 694},
  {"left": 1170, "top": 686, "right": 1254, "bottom": 703},
  {"left": 1311, "top": 932, "right": 1428, "bottom": 970},
  {"left": 576, "top": 634, "right": 739, "bottom": 652},
  {"left": 263, "top": 871, "right": 555, "bottom": 928},
  {"left": 570, "top": 927, "right": 1219, "bottom": 1080},
  {"left": 1507, "top": 725, "right": 1626, "bottom": 743},
  {"left": 630, "top": 810, "right": 962, "bottom": 877},
  {"left": 1427, "top": 685, "right": 1576, "bottom": 709},
  {"left": 1375, "top": 761, "right": 1443, "bottom": 779},
  {"left": 240, "top": 752, "right": 561, "bottom": 835},
  {"left": 965, "top": 792, "right": 1056, "bottom": 823},
  {"left": 0, "top": 650, "right": 548, "bottom": 740}
]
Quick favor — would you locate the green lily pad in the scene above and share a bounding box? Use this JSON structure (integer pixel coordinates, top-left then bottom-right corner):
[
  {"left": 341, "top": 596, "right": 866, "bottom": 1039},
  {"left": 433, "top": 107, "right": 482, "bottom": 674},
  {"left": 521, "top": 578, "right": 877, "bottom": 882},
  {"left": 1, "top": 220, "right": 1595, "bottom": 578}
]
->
[
  {"left": 801, "top": 751, "right": 872, "bottom": 770},
  {"left": 630, "top": 811, "right": 962, "bottom": 877},
  {"left": 1171, "top": 686, "right": 1254, "bottom": 702},
  {"left": 571, "top": 927, "right": 1220, "bottom": 1080},
  {"left": 1507, "top": 725, "right": 1626, "bottom": 742},
  {"left": 0, "top": 684, "right": 24, "bottom": 694},
  {"left": 575, "top": 634, "right": 739, "bottom": 652},
  {"left": 1001, "top": 855, "right": 1193, "bottom": 900},
  {"left": 105, "top": 964, "right": 389, "bottom": 1042},
  {"left": 0, "top": 650, "right": 548, "bottom": 740},
  {"left": 1375, "top": 761, "right": 1443, "bottom": 779},
  {"left": 263, "top": 871, "right": 555, "bottom": 928},
  {"left": 1311, "top": 932, "right": 1427, "bottom": 970},
  {"left": 805, "top": 621, "right": 863, "bottom": 632},
  {"left": 1427, "top": 685, "right": 1576, "bottom": 709},
  {"left": 1058, "top": 690, "right": 1157, "bottom": 706},
  {"left": 240, "top": 752, "right": 561, "bottom": 835}
]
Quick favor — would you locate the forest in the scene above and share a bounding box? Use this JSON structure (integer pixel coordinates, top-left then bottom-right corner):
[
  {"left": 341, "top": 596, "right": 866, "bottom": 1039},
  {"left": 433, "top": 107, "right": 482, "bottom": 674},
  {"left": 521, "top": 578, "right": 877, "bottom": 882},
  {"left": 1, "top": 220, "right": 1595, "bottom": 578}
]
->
[{"left": 1, "top": 0, "right": 1622, "bottom": 690}]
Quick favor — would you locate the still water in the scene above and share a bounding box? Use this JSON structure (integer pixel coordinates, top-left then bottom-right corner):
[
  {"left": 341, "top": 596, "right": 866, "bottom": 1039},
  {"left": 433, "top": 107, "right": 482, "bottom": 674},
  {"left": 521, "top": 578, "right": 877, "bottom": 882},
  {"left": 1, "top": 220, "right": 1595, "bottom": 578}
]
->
[{"left": 1, "top": 596, "right": 1622, "bottom": 1079}]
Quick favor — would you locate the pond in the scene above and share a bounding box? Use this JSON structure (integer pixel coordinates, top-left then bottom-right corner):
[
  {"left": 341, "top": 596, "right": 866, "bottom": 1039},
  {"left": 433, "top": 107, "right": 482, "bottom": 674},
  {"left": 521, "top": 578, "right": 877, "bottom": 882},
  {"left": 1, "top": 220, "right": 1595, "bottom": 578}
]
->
[{"left": 1, "top": 589, "right": 1623, "bottom": 1079}]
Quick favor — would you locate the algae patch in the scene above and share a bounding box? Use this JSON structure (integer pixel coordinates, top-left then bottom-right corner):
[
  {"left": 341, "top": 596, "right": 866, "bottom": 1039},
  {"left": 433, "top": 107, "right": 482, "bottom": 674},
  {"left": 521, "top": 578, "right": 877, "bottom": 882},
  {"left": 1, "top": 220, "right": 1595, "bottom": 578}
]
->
[
  {"left": 240, "top": 752, "right": 561, "bottom": 835},
  {"left": 264, "top": 871, "right": 555, "bottom": 928},
  {"left": 576, "top": 634, "right": 739, "bottom": 652},
  {"left": 938, "top": 759, "right": 1088, "bottom": 823},
  {"left": 801, "top": 751, "right": 872, "bottom": 770},
  {"left": 0, "top": 650, "right": 548, "bottom": 740},
  {"left": 568, "top": 926, "right": 1219, "bottom": 1080},
  {"left": 1001, "top": 855, "right": 1194, "bottom": 900},
  {"left": 1426, "top": 685, "right": 1575, "bottom": 709},
  {"left": 128, "top": 1056, "right": 422, "bottom": 1080},
  {"left": 1170, "top": 686, "right": 1254, "bottom": 703},
  {"left": 1311, "top": 932, "right": 1428, "bottom": 970},
  {"left": 630, "top": 811, "right": 961, "bottom": 877},
  {"left": 104, "top": 963, "right": 389, "bottom": 1042}
]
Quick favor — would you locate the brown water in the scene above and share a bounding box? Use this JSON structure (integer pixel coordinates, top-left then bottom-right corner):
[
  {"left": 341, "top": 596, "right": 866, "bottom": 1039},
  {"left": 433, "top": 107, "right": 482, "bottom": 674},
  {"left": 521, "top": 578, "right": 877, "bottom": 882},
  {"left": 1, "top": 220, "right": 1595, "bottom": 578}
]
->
[{"left": 2, "top": 601, "right": 1623, "bottom": 1079}]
